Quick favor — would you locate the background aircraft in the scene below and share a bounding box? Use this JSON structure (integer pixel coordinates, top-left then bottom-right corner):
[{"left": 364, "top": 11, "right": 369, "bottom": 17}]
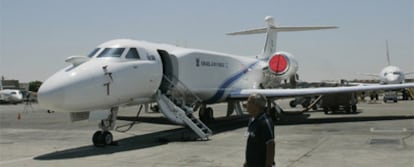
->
[
  {"left": 0, "top": 89, "right": 24, "bottom": 104},
  {"left": 37, "top": 16, "right": 414, "bottom": 147},
  {"left": 358, "top": 40, "right": 413, "bottom": 84}
]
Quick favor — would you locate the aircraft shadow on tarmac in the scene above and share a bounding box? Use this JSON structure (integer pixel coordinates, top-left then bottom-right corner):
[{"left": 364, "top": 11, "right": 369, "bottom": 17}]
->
[
  {"left": 33, "top": 116, "right": 249, "bottom": 160},
  {"left": 34, "top": 113, "right": 414, "bottom": 160}
]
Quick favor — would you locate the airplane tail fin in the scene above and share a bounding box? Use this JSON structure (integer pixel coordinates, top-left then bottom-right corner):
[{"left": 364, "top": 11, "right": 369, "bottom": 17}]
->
[
  {"left": 385, "top": 40, "right": 391, "bottom": 66},
  {"left": 227, "top": 16, "right": 337, "bottom": 60}
]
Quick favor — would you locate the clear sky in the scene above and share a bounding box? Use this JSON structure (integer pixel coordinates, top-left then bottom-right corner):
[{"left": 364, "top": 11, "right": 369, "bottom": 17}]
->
[{"left": 1, "top": 0, "right": 413, "bottom": 82}]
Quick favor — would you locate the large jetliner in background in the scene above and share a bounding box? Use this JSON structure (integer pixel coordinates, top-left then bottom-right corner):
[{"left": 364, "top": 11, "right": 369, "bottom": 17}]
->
[
  {"left": 37, "top": 16, "right": 414, "bottom": 147},
  {"left": 359, "top": 40, "right": 413, "bottom": 84}
]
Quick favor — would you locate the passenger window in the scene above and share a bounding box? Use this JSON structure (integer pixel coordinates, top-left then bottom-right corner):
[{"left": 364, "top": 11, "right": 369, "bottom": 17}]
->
[
  {"left": 125, "top": 48, "right": 140, "bottom": 59},
  {"left": 97, "top": 48, "right": 125, "bottom": 58}
]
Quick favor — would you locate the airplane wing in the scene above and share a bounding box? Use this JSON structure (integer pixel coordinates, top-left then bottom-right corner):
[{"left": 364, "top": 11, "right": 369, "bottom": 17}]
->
[
  {"left": 355, "top": 72, "right": 379, "bottom": 77},
  {"left": 405, "top": 72, "right": 414, "bottom": 76},
  {"left": 229, "top": 83, "right": 414, "bottom": 99}
]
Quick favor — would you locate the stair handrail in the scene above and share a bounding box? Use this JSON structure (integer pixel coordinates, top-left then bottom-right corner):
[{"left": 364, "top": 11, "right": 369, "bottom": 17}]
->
[{"left": 162, "top": 74, "right": 202, "bottom": 108}]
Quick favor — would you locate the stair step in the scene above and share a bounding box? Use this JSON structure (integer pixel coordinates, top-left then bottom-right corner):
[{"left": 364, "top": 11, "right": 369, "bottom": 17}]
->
[{"left": 157, "top": 92, "right": 212, "bottom": 139}]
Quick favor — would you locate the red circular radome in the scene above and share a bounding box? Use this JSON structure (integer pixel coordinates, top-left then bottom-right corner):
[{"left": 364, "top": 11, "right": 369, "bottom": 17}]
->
[{"left": 269, "top": 54, "right": 289, "bottom": 74}]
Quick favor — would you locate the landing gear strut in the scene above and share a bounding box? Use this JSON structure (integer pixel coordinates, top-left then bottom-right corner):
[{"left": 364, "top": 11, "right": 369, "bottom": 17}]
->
[{"left": 92, "top": 107, "right": 118, "bottom": 147}]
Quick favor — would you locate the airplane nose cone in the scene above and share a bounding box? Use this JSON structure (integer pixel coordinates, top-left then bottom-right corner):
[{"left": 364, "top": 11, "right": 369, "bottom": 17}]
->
[
  {"left": 37, "top": 79, "right": 65, "bottom": 111},
  {"left": 37, "top": 63, "right": 106, "bottom": 112},
  {"left": 386, "top": 75, "right": 400, "bottom": 84}
]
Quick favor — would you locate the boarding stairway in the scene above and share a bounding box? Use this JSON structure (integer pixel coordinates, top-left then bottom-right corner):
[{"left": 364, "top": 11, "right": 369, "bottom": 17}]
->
[
  {"left": 408, "top": 88, "right": 414, "bottom": 100},
  {"left": 156, "top": 75, "right": 212, "bottom": 140}
]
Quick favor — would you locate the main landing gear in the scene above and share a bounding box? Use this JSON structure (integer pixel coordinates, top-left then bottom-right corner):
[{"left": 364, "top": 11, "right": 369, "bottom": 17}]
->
[
  {"left": 199, "top": 105, "right": 214, "bottom": 123},
  {"left": 92, "top": 130, "right": 113, "bottom": 147},
  {"left": 92, "top": 107, "right": 118, "bottom": 147}
]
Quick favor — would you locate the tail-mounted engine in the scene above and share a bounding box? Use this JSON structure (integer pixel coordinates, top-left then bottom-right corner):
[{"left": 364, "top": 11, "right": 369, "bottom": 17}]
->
[
  {"left": 267, "top": 51, "right": 298, "bottom": 78},
  {"left": 261, "top": 51, "right": 299, "bottom": 88}
]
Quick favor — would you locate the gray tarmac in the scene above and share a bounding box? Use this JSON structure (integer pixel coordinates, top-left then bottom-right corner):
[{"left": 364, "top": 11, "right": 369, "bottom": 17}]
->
[{"left": 0, "top": 99, "right": 413, "bottom": 167}]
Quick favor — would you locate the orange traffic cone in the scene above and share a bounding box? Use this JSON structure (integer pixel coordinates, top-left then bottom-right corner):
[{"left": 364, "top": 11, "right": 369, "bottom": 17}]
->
[{"left": 17, "top": 113, "right": 21, "bottom": 120}]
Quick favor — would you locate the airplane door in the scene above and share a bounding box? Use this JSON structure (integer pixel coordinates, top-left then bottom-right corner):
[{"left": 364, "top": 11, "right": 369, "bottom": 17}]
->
[{"left": 157, "top": 50, "right": 178, "bottom": 93}]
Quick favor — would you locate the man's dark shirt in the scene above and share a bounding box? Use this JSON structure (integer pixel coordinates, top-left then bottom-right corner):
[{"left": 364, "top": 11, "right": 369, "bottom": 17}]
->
[{"left": 246, "top": 111, "right": 274, "bottom": 167}]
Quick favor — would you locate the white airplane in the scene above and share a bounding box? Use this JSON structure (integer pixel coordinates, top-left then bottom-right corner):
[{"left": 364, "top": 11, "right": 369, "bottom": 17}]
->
[
  {"left": 0, "top": 89, "right": 24, "bottom": 104},
  {"left": 359, "top": 40, "right": 413, "bottom": 84},
  {"left": 37, "top": 16, "right": 414, "bottom": 147}
]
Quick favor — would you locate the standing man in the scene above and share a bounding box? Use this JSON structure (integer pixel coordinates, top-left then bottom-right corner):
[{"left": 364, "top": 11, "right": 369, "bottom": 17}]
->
[{"left": 244, "top": 93, "right": 275, "bottom": 167}]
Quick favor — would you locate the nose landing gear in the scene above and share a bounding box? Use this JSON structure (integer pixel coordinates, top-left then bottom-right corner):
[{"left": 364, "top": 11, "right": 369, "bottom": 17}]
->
[{"left": 92, "top": 107, "right": 118, "bottom": 147}]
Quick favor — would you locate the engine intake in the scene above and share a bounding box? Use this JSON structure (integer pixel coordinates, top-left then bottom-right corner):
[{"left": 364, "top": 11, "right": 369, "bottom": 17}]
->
[{"left": 267, "top": 52, "right": 298, "bottom": 78}]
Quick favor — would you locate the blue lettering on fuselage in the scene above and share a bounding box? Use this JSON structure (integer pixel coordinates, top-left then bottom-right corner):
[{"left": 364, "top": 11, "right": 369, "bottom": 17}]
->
[
  {"left": 196, "top": 58, "right": 228, "bottom": 68},
  {"left": 204, "top": 61, "right": 259, "bottom": 103}
]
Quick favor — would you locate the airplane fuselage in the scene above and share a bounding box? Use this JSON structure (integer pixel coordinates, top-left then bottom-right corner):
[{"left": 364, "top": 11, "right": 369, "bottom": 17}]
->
[
  {"left": 0, "top": 89, "right": 23, "bottom": 104},
  {"left": 379, "top": 65, "right": 405, "bottom": 84},
  {"left": 38, "top": 39, "right": 266, "bottom": 112}
]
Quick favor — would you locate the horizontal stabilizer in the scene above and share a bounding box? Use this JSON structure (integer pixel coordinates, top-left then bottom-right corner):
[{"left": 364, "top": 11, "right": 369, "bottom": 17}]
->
[
  {"left": 227, "top": 26, "right": 338, "bottom": 35},
  {"left": 227, "top": 28, "right": 267, "bottom": 35},
  {"left": 227, "top": 16, "right": 338, "bottom": 60}
]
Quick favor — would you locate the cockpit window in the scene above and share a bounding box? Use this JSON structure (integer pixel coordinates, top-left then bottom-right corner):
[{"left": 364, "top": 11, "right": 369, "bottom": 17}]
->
[
  {"left": 125, "top": 48, "right": 140, "bottom": 59},
  {"left": 393, "top": 72, "right": 401, "bottom": 75},
  {"left": 97, "top": 48, "right": 125, "bottom": 58},
  {"left": 87, "top": 48, "right": 100, "bottom": 58}
]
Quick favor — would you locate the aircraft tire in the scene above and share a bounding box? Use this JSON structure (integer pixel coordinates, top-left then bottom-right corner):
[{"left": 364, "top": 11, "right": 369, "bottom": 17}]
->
[
  {"left": 92, "top": 131, "right": 104, "bottom": 147},
  {"left": 331, "top": 106, "right": 338, "bottom": 113},
  {"left": 199, "top": 107, "right": 214, "bottom": 123},
  {"left": 351, "top": 105, "right": 357, "bottom": 113},
  {"left": 323, "top": 107, "right": 329, "bottom": 114},
  {"left": 345, "top": 106, "right": 351, "bottom": 113},
  {"left": 312, "top": 105, "right": 318, "bottom": 111},
  {"left": 289, "top": 100, "right": 296, "bottom": 108},
  {"left": 102, "top": 131, "right": 113, "bottom": 145},
  {"left": 205, "top": 107, "right": 214, "bottom": 121}
]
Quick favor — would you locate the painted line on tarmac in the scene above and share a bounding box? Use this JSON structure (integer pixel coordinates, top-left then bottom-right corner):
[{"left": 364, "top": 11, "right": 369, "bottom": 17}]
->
[{"left": 370, "top": 128, "right": 414, "bottom": 133}]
